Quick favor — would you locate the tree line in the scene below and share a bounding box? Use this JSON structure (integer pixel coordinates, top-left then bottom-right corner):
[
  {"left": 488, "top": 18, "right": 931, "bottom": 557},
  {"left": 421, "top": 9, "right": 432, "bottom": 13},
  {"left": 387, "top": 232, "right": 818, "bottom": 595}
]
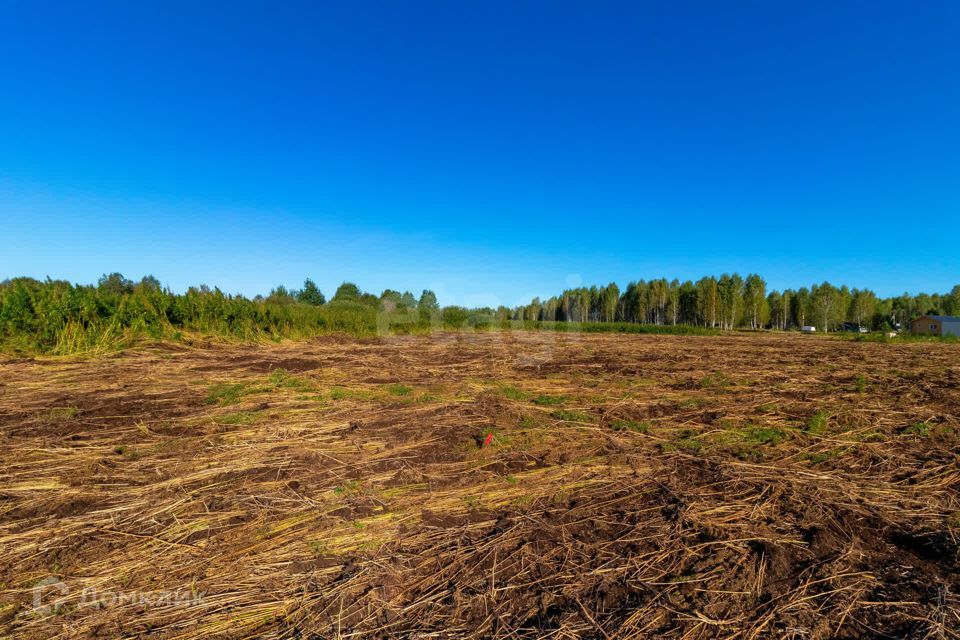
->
[
  {"left": 1, "top": 273, "right": 958, "bottom": 354},
  {"left": 513, "top": 274, "right": 960, "bottom": 331}
]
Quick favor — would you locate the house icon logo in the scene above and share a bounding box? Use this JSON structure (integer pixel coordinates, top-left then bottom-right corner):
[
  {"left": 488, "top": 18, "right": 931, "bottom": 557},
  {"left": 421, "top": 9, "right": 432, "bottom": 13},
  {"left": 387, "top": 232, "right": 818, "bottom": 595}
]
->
[{"left": 32, "top": 576, "right": 69, "bottom": 615}]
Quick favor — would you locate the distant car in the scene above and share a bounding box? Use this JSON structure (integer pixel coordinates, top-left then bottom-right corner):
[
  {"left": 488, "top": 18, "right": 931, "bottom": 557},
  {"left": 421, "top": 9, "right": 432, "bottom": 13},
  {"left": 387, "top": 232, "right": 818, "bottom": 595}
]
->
[
  {"left": 840, "top": 322, "right": 869, "bottom": 333},
  {"left": 801, "top": 326, "right": 817, "bottom": 333}
]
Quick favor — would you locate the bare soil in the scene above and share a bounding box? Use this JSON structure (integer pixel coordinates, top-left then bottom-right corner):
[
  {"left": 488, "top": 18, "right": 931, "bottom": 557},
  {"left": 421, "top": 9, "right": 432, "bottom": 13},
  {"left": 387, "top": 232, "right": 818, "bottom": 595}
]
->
[{"left": 1, "top": 331, "right": 958, "bottom": 638}]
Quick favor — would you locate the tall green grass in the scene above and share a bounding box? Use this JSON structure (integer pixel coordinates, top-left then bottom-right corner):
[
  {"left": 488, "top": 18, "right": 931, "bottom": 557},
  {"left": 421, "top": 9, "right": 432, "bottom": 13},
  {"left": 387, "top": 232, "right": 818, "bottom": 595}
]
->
[{"left": 0, "top": 277, "right": 389, "bottom": 355}]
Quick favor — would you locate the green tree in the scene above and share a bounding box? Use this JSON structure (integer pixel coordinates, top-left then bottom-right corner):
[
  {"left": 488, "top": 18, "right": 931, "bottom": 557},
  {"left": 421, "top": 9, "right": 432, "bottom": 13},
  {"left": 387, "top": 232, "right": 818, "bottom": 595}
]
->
[
  {"left": 379, "top": 290, "right": 403, "bottom": 313},
  {"left": 418, "top": 290, "right": 439, "bottom": 326},
  {"left": 418, "top": 289, "right": 438, "bottom": 310},
  {"left": 267, "top": 285, "right": 296, "bottom": 304},
  {"left": 532, "top": 297, "right": 545, "bottom": 321},
  {"left": 945, "top": 285, "right": 960, "bottom": 315},
  {"left": 848, "top": 289, "right": 877, "bottom": 328},
  {"left": 297, "top": 279, "right": 326, "bottom": 306},
  {"left": 768, "top": 290, "right": 791, "bottom": 330},
  {"left": 791, "top": 287, "right": 810, "bottom": 328},
  {"left": 602, "top": 283, "right": 620, "bottom": 322},
  {"left": 649, "top": 279, "right": 669, "bottom": 325},
  {"left": 717, "top": 273, "right": 744, "bottom": 329},
  {"left": 677, "top": 280, "right": 698, "bottom": 325},
  {"left": 742, "top": 274, "right": 767, "bottom": 329},
  {"left": 332, "top": 282, "right": 361, "bottom": 303},
  {"left": 696, "top": 277, "right": 718, "bottom": 327},
  {"left": 810, "top": 282, "right": 840, "bottom": 332},
  {"left": 98, "top": 273, "right": 134, "bottom": 295},
  {"left": 138, "top": 276, "right": 162, "bottom": 292},
  {"left": 620, "top": 282, "right": 639, "bottom": 323},
  {"left": 668, "top": 279, "right": 681, "bottom": 325}
]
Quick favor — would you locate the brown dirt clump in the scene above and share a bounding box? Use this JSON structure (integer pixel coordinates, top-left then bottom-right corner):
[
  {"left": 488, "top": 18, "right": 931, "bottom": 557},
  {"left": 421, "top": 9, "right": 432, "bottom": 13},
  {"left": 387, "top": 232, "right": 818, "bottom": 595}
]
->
[{"left": 0, "top": 331, "right": 958, "bottom": 638}]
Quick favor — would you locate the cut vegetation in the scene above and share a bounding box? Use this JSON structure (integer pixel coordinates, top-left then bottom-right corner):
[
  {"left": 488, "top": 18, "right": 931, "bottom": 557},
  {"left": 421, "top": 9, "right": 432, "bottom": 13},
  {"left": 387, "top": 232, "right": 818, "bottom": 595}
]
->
[{"left": 0, "top": 331, "right": 958, "bottom": 639}]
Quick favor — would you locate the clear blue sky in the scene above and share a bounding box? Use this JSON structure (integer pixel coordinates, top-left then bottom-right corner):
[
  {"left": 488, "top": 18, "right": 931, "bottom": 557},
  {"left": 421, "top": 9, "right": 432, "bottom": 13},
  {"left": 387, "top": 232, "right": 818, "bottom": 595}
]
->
[{"left": 1, "top": 1, "right": 957, "bottom": 306}]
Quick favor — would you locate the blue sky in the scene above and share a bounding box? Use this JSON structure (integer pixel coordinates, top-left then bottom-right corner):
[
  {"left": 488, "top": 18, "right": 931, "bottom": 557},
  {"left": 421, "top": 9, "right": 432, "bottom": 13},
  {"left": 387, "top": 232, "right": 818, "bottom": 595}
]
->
[{"left": 1, "top": 1, "right": 957, "bottom": 306}]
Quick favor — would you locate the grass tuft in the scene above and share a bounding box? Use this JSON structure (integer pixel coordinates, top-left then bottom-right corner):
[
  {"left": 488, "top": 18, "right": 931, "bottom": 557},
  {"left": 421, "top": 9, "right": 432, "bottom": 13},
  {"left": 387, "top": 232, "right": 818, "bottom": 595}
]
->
[
  {"left": 902, "top": 422, "right": 931, "bottom": 437},
  {"left": 610, "top": 419, "right": 650, "bottom": 433},
  {"left": 700, "top": 371, "right": 731, "bottom": 389},
  {"left": 384, "top": 383, "right": 413, "bottom": 396},
  {"left": 205, "top": 382, "right": 247, "bottom": 406},
  {"left": 805, "top": 410, "right": 828, "bottom": 434},
  {"left": 551, "top": 409, "right": 590, "bottom": 422},
  {"left": 501, "top": 385, "right": 527, "bottom": 401},
  {"left": 853, "top": 374, "right": 868, "bottom": 393},
  {"left": 268, "top": 368, "right": 315, "bottom": 392},
  {"left": 45, "top": 407, "right": 79, "bottom": 421},
  {"left": 216, "top": 411, "right": 259, "bottom": 425},
  {"left": 741, "top": 426, "right": 786, "bottom": 445},
  {"left": 661, "top": 429, "right": 702, "bottom": 452},
  {"left": 805, "top": 449, "right": 844, "bottom": 464},
  {"left": 329, "top": 387, "right": 378, "bottom": 401}
]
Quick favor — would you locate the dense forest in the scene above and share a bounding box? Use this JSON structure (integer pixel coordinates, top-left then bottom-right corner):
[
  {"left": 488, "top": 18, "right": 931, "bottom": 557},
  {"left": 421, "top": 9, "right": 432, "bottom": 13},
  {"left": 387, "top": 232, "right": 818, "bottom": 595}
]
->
[
  {"left": 514, "top": 275, "right": 960, "bottom": 331},
  {"left": 1, "top": 273, "right": 958, "bottom": 354}
]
